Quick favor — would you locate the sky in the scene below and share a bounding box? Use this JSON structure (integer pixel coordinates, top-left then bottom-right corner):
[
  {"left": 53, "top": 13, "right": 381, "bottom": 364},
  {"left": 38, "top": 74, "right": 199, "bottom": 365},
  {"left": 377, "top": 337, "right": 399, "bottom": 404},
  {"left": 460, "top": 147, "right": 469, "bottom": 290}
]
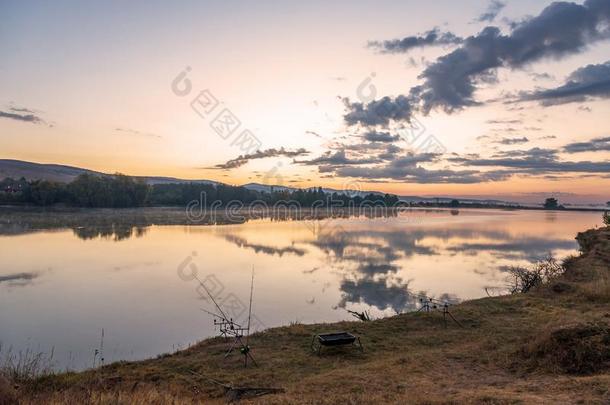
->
[{"left": 1, "top": 0, "right": 610, "bottom": 204}]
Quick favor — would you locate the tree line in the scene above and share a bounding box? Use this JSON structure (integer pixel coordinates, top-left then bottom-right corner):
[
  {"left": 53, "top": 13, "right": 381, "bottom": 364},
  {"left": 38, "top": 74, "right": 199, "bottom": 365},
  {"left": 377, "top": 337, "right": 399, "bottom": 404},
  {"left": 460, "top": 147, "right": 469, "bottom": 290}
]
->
[
  {"left": 0, "top": 174, "right": 401, "bottom": 208},
  {"left": 0, "top": 174, "right": 149, "bottom": 207}
]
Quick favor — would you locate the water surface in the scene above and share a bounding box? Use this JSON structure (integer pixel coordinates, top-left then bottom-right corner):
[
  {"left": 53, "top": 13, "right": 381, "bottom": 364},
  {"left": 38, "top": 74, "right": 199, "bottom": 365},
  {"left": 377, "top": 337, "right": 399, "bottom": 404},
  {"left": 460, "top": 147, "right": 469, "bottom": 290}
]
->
[{"left": 0, "top": 208, "right": 602, "bottom": 370}]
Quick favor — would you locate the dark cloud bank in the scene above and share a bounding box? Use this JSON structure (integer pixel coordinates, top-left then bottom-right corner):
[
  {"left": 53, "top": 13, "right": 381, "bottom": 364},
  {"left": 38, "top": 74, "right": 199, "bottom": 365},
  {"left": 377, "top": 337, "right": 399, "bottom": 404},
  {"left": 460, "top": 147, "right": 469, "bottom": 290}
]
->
[
  {"left": 345, "top": 0, "right": 610, "bottom": 126},
  {"left": 519, "top": 60, "right": 610, "bottom": 105}
]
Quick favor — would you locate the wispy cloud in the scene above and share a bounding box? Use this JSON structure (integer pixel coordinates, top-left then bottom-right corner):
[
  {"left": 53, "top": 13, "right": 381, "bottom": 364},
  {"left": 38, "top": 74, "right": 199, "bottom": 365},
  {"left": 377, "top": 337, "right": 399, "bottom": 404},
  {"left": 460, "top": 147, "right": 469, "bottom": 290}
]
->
[
  {"left": 476, "top": 0, "right": 506, "bottom": 23},
  {"left": 298, "top": 131, "right": 610, "bottom": 185},
  {"left": 451, "top": 147, "right": 610, "bottom": 174},
  {"left": 368, "top": 28, "right": 463, "bottom": 54},
  {"left": 223, "top": 234, "right": 306, "bottom": 256},
  {"left": 8, "top": 106, "right": 36, "bottom": 114},
  {"left": 295, "top": 150, "right": 379, "bottom": 166},
  {"left": 362, "top": 131, "right": 400, "bottom": 143},
  {"left": 563, "top": 136, "right": 610, "bottom": 153},
  {"left": 212, "top": 147, "right": 310, "bottom": 169},
  {"left": 0, "top": 272, "right": 39, "bottom": 287},
  {"left": 494, "top": 136, "right": 529, "bottom": 145},
  {"left": 115, "top": 127, "right": 163, "bottom": 139},
  {"left": 486, "top": 119, "right": 522, "bottom": 125},
  {"left": 0, "top": 106, "right": 46, "bottom": 125},
  {"left": 305, "top": 130, "right": 322, "bottom": 138}
]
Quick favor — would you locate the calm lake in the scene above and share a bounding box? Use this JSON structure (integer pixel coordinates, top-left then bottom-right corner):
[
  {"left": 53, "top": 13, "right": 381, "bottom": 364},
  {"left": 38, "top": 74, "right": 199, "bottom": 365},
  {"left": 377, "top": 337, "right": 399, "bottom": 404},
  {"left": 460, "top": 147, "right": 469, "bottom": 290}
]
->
[{"left": 0, "top": 208, "right": 603, "bottom": 370}]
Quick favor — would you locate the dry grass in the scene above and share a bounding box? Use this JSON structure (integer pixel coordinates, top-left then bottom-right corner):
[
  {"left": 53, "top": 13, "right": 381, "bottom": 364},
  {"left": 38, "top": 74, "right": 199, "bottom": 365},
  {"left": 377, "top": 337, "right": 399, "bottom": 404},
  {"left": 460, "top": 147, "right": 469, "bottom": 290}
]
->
[
  {"left": 14, "top": 226, "right": 610, "bottom": 404},
  {"left": 0, "top": 344, "right": 55, "bottom": 383},
  {"left": 520, "top": 322, "right": 610, "bottom": 375}
]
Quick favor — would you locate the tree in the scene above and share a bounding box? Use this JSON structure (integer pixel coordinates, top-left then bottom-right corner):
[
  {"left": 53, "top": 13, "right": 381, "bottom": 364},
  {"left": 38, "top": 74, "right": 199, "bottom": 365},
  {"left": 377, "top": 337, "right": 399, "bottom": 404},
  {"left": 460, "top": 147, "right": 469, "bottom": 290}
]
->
[
  {"left": 543, "top": 197, "right": 559, "bottom": 209},
  {"left": 604, "top": 211, "right": 610, "bottom": 226},
  {"left": 449, "top": 199, "right": 460, "bottom": 208},
  {"left": 27, "top": 180, "right": 65, "bottom": 206},
  {"left": 67, "top": 173, "right": 150, "bottom": 207}
]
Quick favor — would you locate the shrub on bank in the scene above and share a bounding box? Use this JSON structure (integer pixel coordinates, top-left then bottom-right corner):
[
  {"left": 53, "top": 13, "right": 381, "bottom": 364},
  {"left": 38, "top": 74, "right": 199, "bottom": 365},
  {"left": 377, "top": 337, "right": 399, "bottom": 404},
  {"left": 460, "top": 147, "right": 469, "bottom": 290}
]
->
[{"left": 505, "top": 256, "right": 565, "bottom": 294}]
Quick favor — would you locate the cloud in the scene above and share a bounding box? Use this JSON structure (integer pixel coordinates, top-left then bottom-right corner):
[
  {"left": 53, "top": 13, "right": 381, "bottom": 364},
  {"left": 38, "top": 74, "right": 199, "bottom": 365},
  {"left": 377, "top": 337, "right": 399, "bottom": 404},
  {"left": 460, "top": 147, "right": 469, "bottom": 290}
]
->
[
  {"left": 519, "top": 60, "right": 610, "bottom": 105},
  {"left": 495, "top": 136, "right": 529, "bottom": 145},
  {"left": 343, "top": 95, "right": 413, "bottom": 127},
  {"left": 334, "top": 164, "right": 510, "bottom": 184},
  {"left": 305, "top": 130, "right": 322, "bottom": 138},
  {"left": 115, "top": 127, "right": 163, "bottom": 139},
  {"left": 362, "top": 131, "right": 400, "bottom": 143},
  {"left": 299, "top": 128, "right": 519, "bottom": 184},
  {"left": 0, "top": 109, "right": 45, "bottom": 124},
  {"left": 9, "top": 106, "right": 36, "bottom": 114},
  {"left": 452, "top": 146, "right": 610, "bottom": 173},
  {"left": 295, "top": 150, "right": 379, "bottom": 166},
  {"left": 368, "top": 28, "right": 463, "bottom": 54},
  {"left": 476, "top": 0, "right": 506, "bottom": 23},
  {"left": 338, "top": 275, "right": 416, "bottom": 313},
  {"left": 448, "top": 237, "right": 576, "bottom": 261},
  {"left": 340, "top": 140, "right": 400, "bottom": 153},
  {"left": 311, "top": 151, "right": 512, "bottom": 184},
  {"left": 331, "top": 141, "right": 403, "bottom": 162},
  {"left": 0, "top": 272, "right": 39, "bottom": 287},
  {"left": 352, "top": 0, "right": 610, "bottom": 124},
  {"left": 223, "top": 234, "right": 306, "bottom": 256},
  {"left": 212, "top": 147, "right": 310, "bottom": 169},
  {"left": 486, "top": 119, "right": 522, "bottom": 125},
  {"left": 530, "top": 72, "right": 555, "bottom": 82},
  {"left": 418, "top": 1, "right": 610, "bottom": 113},
  {"left": 563, "top": 136, "right": 610, "bottom": 153}
]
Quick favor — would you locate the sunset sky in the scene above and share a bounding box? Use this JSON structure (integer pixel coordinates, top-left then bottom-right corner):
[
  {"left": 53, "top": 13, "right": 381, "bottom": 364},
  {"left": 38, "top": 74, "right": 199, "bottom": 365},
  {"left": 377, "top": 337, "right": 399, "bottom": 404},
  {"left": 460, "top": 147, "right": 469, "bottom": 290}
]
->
[{"left": 1, "top": 0, "right": 610, "bottom": 204}]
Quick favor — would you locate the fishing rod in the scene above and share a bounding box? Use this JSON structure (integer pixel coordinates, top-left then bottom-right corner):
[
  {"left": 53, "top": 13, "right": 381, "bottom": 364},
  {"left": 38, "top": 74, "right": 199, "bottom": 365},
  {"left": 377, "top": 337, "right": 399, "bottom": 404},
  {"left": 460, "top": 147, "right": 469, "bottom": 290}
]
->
[
  {"left": 193, "top": 273, "right": 231, "bottom": 323},
  {"left": 243, "top": 268, "right": 256, "bottom": 367},
  {"left": 416, "top": 295, "right": 463, "bottom": 328},
  {"left": 197, "top": 268, "right": 258, "bottom": 367}
]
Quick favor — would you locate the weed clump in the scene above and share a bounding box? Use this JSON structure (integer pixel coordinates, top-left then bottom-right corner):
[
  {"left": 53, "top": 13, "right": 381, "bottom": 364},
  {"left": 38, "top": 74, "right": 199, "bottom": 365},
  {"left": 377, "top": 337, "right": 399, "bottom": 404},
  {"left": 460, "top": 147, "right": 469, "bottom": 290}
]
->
[
  {"left": 0, "top": 343, "right": 55, "bottom": 383},
  {"left": 521, "top": 323, "right": 610, "bottom": 375},
  {"left": 0, "top": 374, "right": 18, "bottom": 405}
]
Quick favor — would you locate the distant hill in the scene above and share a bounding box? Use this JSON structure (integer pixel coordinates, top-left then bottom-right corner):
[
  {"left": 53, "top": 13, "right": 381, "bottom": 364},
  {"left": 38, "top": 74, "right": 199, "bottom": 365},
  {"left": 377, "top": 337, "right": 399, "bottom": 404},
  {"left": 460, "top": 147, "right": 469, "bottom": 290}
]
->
[
  {"left": 0, "top": 159, "right": 102, "bottom": 183},
  {"left": 0, "top": 159, "right": 217, "bottom": 186}
]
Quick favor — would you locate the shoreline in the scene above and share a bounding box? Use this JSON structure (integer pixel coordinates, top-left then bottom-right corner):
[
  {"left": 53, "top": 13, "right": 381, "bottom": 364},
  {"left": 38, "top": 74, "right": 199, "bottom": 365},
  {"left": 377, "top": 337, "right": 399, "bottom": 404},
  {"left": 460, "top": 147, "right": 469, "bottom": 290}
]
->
[
  {"left": 8, "top": 225, "right": 610, "bottom": 404},
  {"left": 1, "top": 203, "right": 608, "bottom": 213}
]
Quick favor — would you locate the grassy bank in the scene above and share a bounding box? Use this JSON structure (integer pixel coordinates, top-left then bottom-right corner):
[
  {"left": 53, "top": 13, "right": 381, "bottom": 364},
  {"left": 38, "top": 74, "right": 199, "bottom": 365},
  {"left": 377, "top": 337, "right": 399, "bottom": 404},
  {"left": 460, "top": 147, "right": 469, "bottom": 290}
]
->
[{"left": 4, "top": 226, "right": 610, "bottom": 404}]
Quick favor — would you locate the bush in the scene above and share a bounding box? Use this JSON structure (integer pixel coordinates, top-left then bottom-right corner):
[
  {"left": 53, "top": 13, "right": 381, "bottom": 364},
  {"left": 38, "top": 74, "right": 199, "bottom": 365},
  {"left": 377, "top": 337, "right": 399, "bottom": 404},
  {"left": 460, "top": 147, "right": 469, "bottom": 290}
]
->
[
  {"left": 603, "top": 211, "right": 610, "bottom": 226},
  {"left": 506, "top": 255, "right": 565, "bottom": 294}
]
